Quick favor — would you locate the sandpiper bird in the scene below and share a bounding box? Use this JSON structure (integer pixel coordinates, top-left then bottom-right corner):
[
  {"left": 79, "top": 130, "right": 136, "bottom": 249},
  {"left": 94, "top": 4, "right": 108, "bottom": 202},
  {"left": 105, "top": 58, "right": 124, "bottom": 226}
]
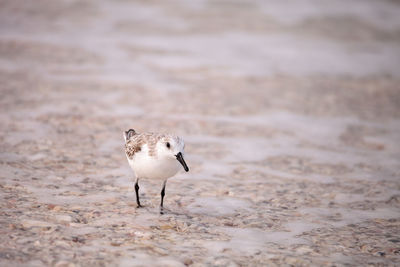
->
[{"left": 123, "top": 129, "right": 189, "bottom": 214}]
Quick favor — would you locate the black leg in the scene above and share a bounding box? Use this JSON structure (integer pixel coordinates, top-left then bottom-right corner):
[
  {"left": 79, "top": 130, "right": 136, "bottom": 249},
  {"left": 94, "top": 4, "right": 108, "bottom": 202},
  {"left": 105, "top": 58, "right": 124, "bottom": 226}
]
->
[
  {"left": 135, "top": 179, "right": 141, "bottom": 208},
  {"left": 160, "top": 181, "right": 166, "bottom": 214}
]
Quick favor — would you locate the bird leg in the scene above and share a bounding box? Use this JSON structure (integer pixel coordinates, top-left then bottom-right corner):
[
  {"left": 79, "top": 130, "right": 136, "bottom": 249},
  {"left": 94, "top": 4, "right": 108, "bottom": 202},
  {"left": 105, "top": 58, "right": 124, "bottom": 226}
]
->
[
  {"left": 160, "top": 180, "right": 167, "bottom": 214},
  {"left": 134, "top": 178, "right": 142, "bottom": 208}
]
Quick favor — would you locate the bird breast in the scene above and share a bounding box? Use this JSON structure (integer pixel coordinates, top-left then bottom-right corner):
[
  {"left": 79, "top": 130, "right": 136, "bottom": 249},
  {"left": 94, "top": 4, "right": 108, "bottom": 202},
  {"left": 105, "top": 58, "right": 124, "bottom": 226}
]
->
[{"left": 129, "top": 152, "right": 181, "bottom": 180}]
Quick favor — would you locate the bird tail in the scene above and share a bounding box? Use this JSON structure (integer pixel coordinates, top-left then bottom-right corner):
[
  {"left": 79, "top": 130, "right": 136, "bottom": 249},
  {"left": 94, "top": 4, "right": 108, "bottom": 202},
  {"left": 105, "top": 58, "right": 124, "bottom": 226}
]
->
[{"left": 123, "top": 129, "right": 136, "bottom": 142}]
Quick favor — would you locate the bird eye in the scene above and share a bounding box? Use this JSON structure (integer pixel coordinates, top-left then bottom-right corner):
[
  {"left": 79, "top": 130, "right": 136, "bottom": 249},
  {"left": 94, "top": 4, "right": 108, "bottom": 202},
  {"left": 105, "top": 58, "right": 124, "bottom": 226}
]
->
[{"left": 166, "top": 142, "right": 171, "bottom": 149}]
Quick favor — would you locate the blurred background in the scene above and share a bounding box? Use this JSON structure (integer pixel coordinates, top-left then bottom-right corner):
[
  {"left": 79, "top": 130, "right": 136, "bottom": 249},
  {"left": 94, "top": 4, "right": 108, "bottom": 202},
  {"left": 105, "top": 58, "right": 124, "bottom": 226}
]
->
[{"left": 1, "top": 0, "right": 400, "bottom": 266}]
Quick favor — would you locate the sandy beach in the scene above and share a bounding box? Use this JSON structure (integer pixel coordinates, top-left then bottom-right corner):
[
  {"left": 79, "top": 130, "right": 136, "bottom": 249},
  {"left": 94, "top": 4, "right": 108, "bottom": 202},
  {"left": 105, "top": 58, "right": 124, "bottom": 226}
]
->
[{"left": 1, "top": 0, "right": 400, "bottom": 266}]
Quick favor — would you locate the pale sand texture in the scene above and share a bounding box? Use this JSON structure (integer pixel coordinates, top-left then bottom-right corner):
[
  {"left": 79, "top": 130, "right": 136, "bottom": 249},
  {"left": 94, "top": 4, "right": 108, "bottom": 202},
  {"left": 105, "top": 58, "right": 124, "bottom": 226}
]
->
[{"left": 0, "top": 0, "right": 400, "bottom": 266}]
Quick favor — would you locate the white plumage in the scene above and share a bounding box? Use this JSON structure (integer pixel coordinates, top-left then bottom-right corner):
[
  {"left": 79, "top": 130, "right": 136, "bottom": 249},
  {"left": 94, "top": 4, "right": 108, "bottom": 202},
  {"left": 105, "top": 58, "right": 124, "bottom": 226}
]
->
[{"left": 123, "top": 129, "right": 189, "bottom": 213}]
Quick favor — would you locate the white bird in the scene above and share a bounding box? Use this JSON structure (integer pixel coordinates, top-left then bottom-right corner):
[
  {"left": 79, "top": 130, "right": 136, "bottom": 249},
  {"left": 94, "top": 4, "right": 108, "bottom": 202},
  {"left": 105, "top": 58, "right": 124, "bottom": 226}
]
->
[{"left": 123, "top": 129, "right": 189, "bottom": 214}]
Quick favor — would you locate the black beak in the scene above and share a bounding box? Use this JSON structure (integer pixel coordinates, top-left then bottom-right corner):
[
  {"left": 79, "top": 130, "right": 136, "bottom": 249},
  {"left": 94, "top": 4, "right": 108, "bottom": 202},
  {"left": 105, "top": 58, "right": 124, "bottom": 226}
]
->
[{"left": 176, "top": 152, "right": 189, "bottom": 172}]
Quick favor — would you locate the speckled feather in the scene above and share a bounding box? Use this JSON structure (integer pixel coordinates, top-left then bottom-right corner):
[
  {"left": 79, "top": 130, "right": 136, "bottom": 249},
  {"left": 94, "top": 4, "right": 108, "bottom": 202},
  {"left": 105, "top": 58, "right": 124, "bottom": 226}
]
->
[{"left": 124, "top": 132, "right": 181, "bottom": 159}]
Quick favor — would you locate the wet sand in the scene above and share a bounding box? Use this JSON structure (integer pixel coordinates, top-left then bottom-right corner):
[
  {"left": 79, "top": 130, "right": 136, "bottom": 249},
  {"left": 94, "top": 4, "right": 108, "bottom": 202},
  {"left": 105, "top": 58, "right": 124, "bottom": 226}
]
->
[{"left": 1, "top": 0, "right": 400, "bottom": 266}]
